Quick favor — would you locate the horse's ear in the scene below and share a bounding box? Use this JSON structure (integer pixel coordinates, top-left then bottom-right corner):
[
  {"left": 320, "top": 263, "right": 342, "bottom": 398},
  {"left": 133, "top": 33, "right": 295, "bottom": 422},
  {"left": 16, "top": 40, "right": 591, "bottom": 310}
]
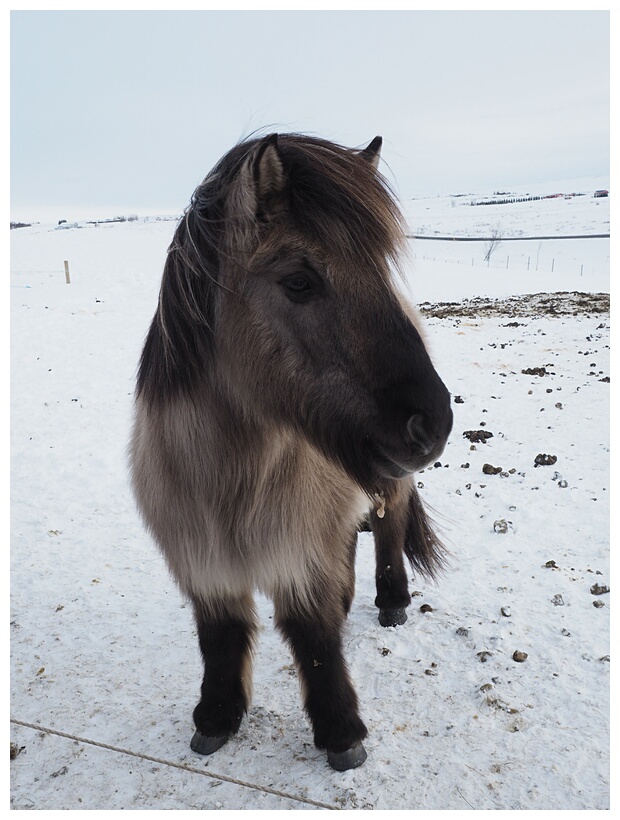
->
[
  {"left": 360, "top": 136, "right": 382, "bottom": 169},
  {"left": 254, "top": 134, "right": 287, "bottom": 204},
  {"left": 236, "top": 134, "right": 288, "bottom": 223}
]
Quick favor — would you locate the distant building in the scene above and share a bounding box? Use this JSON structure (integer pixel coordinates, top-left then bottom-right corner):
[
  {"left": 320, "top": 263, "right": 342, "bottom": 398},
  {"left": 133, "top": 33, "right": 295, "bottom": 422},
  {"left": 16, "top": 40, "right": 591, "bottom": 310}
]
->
[{"left": 594, "top": 190, "right": 609, "bottom": 198}]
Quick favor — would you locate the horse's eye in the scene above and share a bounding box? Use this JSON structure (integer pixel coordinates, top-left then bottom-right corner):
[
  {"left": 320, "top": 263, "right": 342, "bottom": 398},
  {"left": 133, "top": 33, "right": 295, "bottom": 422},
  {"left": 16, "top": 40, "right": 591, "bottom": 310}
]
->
[
  {"left": 280, "top": 274, "right": 316, "bottom": 302},
  {"left": 283, "top": 275, "right": 311, "bottom": 292}
]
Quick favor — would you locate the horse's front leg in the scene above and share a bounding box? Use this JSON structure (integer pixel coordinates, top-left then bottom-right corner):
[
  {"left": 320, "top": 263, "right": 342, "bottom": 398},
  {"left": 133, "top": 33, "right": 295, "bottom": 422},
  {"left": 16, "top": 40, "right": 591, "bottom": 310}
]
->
[
  {"left": 189, "top": 592, "right": 257, "bottom": 755},
  {"left": 274, "top": 584, "right": 368, "bottom": 771},
  {"left": 371, "top": 480, "right": 412, "bottom": 627}
]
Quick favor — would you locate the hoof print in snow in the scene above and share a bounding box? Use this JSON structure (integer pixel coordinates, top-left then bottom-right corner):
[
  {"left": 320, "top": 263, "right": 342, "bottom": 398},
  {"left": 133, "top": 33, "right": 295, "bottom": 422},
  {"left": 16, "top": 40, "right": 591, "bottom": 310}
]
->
[
  {"left": 493, "top": 519, "right": 510, "bottom": 534},
  {"left": 477, "top": 651, "right": 493, "bottom": 663},
  {"left": 551, "top": 594, "right": 565, "bottom": 606}
]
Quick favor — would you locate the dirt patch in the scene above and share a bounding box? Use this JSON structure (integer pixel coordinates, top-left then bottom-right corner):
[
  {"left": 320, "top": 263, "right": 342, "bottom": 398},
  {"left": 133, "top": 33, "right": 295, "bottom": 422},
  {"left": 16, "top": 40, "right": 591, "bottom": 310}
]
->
[{"left": 418, "top": 291, "right": 609, "bottom": 319}]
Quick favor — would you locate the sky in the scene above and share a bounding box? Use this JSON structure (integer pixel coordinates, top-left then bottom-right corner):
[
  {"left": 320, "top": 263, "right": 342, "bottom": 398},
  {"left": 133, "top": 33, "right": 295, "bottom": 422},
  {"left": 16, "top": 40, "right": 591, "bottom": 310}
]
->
[{"left": 9, "top": 8, "right": 610, "bottom": 222}]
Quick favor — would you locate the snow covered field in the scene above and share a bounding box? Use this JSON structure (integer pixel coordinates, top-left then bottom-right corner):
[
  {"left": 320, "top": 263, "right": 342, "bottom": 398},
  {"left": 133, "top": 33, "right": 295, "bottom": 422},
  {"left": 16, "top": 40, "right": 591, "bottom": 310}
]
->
[{"left": 10, "top": 181, "right": 610, "bottom": 810}]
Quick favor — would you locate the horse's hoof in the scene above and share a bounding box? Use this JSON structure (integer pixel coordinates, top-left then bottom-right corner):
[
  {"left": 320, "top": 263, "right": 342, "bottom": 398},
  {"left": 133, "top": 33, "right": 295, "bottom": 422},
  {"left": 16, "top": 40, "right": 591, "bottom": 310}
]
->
[
  {"left": 379, "top": 607, "right": 408, "bottom": 627},
  {"left": 190, "top": 730, "right": 229, "bottom": 755},
  {"left": 327, "top": 741, "right": 367, "bottom": 771}
]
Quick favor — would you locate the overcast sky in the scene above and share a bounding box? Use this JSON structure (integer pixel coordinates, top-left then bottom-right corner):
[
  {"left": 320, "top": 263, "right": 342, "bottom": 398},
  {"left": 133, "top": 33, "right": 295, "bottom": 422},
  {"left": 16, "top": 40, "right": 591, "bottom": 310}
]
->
[{"left": 10, "top": 9, "right": 610, "bottom": 221}]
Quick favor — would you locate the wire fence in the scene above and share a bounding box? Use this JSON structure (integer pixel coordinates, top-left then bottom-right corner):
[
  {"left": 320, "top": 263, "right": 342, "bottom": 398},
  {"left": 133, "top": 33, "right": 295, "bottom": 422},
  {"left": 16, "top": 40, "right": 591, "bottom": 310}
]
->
[
  {"left": 408, "top": 234, "right": 608, "bottom": 277},
  {"left": 11, "top": 261, "right": 72, "bottom": 283},
  {"left": 411, "top": 251, "right": 591, "bottom": 275}
]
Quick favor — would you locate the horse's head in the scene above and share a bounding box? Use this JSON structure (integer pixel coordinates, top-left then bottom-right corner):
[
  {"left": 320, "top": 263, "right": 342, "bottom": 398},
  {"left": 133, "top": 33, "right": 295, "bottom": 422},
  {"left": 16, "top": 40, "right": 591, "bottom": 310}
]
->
[{"left": 142, "top": 133, "right": 453, "bottom": 492}]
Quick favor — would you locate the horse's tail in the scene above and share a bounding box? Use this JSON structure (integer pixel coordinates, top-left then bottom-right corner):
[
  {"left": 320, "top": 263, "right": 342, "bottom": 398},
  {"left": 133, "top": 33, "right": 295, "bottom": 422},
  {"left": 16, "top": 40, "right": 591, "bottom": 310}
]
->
[{"left": 403, "top": 484, "right": 447, "bottom": 580}]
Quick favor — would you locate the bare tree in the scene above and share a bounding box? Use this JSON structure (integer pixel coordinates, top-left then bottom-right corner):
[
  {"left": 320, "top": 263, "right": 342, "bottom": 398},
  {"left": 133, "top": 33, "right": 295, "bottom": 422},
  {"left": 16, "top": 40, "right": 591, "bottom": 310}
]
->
[{"left": 484, "top": 223, "right": 502, "bottom": 263}]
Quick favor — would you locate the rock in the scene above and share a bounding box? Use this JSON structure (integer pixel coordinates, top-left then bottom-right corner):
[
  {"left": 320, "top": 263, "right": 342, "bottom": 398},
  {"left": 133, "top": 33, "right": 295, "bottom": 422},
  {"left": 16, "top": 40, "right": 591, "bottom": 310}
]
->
[
  {"left": 500, "top": 606, "right": 511, "bottom": 617},
  {"left": 483, "top": 463, "right": 502, "bottom": 475},
  {"left": 534, "top": 453, "right": 557, "bottom": 467},
  {"left": 454, "top": 395, "right": 465, "bottom": 404},
  {"left": 544, "top": 560, "right": 558, "bottom": 569},
  {"left": 593, "top": 600, "right": 605, "bottom": 608},
  {"left": 512, "top": 650, "right": 528, "bottom": 662},
  {"left": 463, "top": 430, "right": 494, "bottom": 444},
  {"left": 590, "top": 583, "right": 610, "bottom": 596},
  {"left": 420, "top": 604, "right": 433, "bottom": 613},
  {"left": 493, "top": 519, "right": 509, "bottom": 534},
  {"left": 522, "top": 367, "right": 547, "bottom": 376},
  {"left": 558, "top": 480, "right": 568, "bottom": 488}
]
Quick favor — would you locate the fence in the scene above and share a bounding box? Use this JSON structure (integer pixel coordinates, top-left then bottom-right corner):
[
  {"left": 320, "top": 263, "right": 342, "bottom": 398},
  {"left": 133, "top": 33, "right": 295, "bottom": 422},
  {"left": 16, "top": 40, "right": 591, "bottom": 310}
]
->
[
  {"left": 10, "top": 261, "right": 72, "bottom": 284},
  {"left": 408, "top": 234, "right": 608, "bottom": 277},
  {"left": 412, "top": 251, "right": 588, "bottom": 275}
]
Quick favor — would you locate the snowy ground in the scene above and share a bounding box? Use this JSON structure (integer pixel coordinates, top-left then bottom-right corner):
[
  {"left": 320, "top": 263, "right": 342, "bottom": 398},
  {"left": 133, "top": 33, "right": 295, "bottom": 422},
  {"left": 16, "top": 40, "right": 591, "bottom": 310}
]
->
[{"left": 10, "top": 181, "right": 610, "bottom": 810}]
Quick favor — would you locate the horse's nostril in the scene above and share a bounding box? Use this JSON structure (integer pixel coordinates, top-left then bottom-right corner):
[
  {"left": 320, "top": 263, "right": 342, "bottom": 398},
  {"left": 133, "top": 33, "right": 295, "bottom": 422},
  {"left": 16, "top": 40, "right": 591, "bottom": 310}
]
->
[{"left": 406, "top": 413, "right": 434, "bottom": 456}]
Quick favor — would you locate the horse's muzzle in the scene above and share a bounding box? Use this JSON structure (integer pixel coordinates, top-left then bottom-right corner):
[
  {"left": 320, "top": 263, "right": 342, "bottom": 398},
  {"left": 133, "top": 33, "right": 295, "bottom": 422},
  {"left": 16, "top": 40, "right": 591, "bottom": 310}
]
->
[{"left": 372, "top": 389, "right": 453, "bottom": 477}]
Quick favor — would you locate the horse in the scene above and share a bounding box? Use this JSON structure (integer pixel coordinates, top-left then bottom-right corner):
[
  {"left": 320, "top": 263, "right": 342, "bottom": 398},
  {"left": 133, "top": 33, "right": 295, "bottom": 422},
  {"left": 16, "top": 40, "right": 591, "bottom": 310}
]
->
[{"left": 129, "top": 133, "right": 453, "bottom": 771}]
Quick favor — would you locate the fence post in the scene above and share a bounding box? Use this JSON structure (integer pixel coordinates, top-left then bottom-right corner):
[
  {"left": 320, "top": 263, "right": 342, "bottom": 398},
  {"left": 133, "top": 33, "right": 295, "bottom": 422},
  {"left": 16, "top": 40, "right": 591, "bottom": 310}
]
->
[
  {"left": 64, "top": 260, "right": 71, "bottom": 284},
  {"left": 551, "top": 259, "right": 555, "bottom": 272}
]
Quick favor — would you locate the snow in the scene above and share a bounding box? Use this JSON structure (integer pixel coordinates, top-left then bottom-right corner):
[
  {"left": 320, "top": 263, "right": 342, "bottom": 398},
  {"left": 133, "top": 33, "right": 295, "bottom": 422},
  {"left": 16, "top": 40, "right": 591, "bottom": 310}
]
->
[{"left": 10, "top": 180, "right": 610, "bottom": 810}]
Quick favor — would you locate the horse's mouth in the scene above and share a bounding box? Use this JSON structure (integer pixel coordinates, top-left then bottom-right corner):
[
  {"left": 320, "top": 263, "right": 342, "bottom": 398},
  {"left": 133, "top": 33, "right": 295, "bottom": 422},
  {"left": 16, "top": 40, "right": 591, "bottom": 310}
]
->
[
  {"left": 368, "top": 402, "right": 453, "bottom": 481},
  {"left": 371, "top": 432, "right": 449, "bottom": 479}
]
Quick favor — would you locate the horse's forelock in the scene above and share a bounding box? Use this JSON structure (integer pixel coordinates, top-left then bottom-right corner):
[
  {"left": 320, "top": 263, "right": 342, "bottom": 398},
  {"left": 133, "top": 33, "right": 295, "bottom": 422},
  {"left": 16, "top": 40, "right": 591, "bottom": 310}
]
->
[
  {"left": 273, "top": 135, "right": 406, "bottom": 270},
  {"left": 188, "top": 134, "right": 406, "bottom": 269}
]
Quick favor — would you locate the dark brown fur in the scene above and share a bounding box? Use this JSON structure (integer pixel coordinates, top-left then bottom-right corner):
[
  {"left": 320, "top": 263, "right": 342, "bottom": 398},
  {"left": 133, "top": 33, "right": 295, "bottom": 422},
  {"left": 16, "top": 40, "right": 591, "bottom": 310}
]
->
[{"left": 129, "top": 133, "right": 452, "bottom": 769}]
